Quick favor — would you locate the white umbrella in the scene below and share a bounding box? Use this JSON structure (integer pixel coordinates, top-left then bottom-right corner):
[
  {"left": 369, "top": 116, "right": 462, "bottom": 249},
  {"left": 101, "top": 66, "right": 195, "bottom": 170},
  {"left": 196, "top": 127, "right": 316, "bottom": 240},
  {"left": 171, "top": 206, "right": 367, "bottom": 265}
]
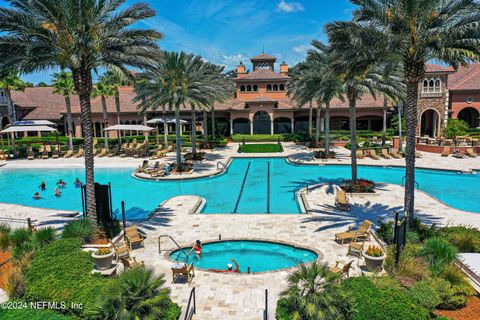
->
[
  {"left": 13, "top": 120, "right": 56, "bottom": 126},
  {"left": 1, "top": 125, "right": 57, "bottom": 133},
  {"left": 103, "top": 124, "right": 154, "bottom": 132},
  {"left": 146, "top": 117, "right": 188, "bottom": 124}
]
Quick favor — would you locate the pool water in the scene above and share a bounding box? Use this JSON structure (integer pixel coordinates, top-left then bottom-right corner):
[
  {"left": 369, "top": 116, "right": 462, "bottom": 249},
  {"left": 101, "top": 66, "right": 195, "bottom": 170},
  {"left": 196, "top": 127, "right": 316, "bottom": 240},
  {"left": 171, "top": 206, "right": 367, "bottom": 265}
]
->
[
  {"left": 0, "top": 157, "right": 478, "bottom": 218},
  {"left": 169, "top": 240, "right": 318, "bottom": 273}
]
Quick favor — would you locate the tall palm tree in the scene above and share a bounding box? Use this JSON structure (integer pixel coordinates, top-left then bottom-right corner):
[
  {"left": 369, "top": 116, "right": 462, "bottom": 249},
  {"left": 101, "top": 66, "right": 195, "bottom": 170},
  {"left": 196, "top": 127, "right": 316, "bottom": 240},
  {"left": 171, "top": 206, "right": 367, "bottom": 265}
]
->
[
  {"left": 0, "top": 0, "right": 163, "bottom": 225},
  {"left": 0, "top": 72, "right": 26, "bottom": 156},
  {"left": 336, "top": 0, "right": 480, "bottom": 219},
  {"left": 52, "top": 71, "right": 75, "bottom": 150},
  {"left": 92, "top": 81, "right": 115, "bottom": 150},
  {"left": 279, "top": 262, "right": 347, "bottom": 320}
]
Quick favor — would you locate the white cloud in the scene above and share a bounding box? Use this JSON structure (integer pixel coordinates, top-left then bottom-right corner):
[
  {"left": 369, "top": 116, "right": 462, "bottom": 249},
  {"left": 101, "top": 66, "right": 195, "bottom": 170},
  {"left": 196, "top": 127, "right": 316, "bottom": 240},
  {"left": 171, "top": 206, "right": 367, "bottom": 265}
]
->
[
  {"left": 276, "top": 0, "right": 304, "bottom": 13},
  {"left": 292, "top": 44, "right": 310, "bottom": 54}
]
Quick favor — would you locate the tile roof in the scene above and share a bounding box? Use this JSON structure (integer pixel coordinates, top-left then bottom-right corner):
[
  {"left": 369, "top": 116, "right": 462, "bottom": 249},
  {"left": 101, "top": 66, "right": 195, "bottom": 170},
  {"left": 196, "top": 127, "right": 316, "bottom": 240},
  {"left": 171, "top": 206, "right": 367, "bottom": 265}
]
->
[
  {"left": 235, "top": 69, "right": 289, "bottom": 81},
  {"left": 12, "top": 87, "right": 70, "bottom": 120},
  {"left": 250, "top": 53, "right": 276, "bottom": 61},
  {"left": 447, "top": 63, "right": 480, "bottom": 91},
  {"left": 425, "top": 64, "right": 455, "bottom": 73}
]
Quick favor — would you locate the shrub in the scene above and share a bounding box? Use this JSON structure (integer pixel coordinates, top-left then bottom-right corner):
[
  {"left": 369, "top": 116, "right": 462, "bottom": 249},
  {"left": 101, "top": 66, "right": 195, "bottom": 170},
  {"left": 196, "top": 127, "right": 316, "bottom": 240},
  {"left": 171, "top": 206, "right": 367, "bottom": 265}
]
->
[
  {"left": 342, "top": 277, "right": 430, "bottom": 320},
  {"left": 421, "top": 238, "right": 458, "bottom": 273},
  {"left": 0, "top": 308, "right": 74, "bottom": 319},
  {"left": 341, "top": 178, "right": 375, "bottom": 193},
  {"left": 62, "top": 219, "right": 94, "bottom": 243},
  {"left": 426, "top": 277, "right": 473, "bottom": 310},
  {"left": 25, "top": 238, "right": 109, "bottom": 316},
  {"left": 6, "top": 267, "right": 26, "bottom": 299},
  {"left": 34, "top": 227, "right": 56, "bottom": 247},
  {"left": 385, "top": 243, "right": 431, "bottom": 281},
  {"left": 276, "top": 298, "right": 296, "bottom": 320},
  {"left": 440, "top": 226, "right": 480, "bottom": 253},
  {"left": 376, "top": 222, "right": 394, "bottom": 244},
  {"left": 184, "top": 151, "right": 205, "bottom": 161},
  {"left": 409, "top": 280, "right": 442, "bottom": 310}
]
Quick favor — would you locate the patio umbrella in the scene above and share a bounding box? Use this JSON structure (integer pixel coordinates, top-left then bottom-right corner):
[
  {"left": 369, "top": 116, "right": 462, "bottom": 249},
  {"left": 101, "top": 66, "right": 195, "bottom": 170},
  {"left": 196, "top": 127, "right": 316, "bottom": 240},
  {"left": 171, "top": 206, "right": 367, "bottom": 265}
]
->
[
  {"left": 1, "top": 125, "right": 57, "bottom": 158},
  {"left": 104, "top": 124, "right": 154, "bottom": 143}
]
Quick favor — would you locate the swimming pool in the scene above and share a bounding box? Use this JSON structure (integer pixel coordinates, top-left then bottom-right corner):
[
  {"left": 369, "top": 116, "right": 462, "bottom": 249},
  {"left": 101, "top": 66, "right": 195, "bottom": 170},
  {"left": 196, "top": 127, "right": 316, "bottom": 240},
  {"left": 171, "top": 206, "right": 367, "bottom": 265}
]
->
[
  {"left": 169, "top": 240, "right": 319, "bottom": 273},
  {"left": 0, "top": 157, "right": 478, "bottom": 218}
]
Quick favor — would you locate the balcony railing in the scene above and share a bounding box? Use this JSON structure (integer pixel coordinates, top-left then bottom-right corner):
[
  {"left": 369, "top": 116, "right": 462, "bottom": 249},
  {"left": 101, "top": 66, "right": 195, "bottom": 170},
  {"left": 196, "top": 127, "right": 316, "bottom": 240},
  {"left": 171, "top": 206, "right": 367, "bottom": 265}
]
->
[
  {"left": 0, "top": 97, "right": 7, "bottom": 106},
  {"left": 420, "top": 91, "right": 442, "bottom": 98}
]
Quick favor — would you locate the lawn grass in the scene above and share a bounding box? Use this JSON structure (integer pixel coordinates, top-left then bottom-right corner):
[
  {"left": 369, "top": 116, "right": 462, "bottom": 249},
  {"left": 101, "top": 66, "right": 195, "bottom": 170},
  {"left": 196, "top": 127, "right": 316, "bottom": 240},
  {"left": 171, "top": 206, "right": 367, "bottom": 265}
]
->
[{"left": 238, "top": 143, "right": 283, "bottom": 153}]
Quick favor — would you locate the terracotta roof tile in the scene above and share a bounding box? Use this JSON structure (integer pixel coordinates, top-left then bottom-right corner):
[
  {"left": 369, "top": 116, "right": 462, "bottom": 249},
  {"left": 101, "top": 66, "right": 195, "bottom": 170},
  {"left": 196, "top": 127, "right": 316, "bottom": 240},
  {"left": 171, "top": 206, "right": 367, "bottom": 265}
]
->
[
  {"left": 250, "top": 53, "right": 276, "bottom": 61},
  {"left": 425, "top": 64, "right": 455, "bottom": 73},
  {"left": 447, "top": 63, "right": 480, "bottom": 91},
  {"left": 236, "top": 69, "right": 289, "bottom": 81}
]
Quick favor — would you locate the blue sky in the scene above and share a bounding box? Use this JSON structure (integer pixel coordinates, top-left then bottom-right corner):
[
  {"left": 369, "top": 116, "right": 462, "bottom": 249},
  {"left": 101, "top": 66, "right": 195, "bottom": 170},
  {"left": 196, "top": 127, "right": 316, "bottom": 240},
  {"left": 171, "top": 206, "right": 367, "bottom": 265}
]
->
[{"left": 0, "top": 0, "right": 355, "bottom": 84}]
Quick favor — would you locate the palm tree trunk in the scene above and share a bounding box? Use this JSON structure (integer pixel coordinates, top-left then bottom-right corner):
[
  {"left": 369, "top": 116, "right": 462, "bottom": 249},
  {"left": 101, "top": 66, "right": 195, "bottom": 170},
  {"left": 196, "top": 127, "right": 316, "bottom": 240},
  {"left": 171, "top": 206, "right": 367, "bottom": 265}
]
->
[
  {"left": 325, "top": 101, "right": 331, "bottom": 155},
  {"left": 101, "top": 96, "right": 109, "bottom": 150},
  {"left": 4, "top": 89, "right": 16, "bottom": 156},
  {"left": 115, "top": 89, "right": 122, "bottom": 146},
  {"left": 65, "top": 96, "right": 74, "bottom": 150},
  {"left": 211, "top": 108, "right": 215, "bottom": 139},
  {"left": 308, "top": 101, "right": 313, "bottom": 138},
  {"left": 348, "top": 86, "right": 358, "bottom": 184},
  {"left": 191, "top": 104, "right": 197, "bottom": 154},
  {"left": 315, "top": 103, "right": 321, "bottom": 144},
  {"left": 175, "top": 103, "right": 182, "bottom": 171},
  {"left": 382, "top": 97, "right": 387, "bottom": 146},
  {"left": 203, "top": 110, "right": 208, "bottom": 144},
  {"left": 162, "top": 105, "right": 168, "bottom": 147},
  {"left": 72, "top": 68, "right": 97, "bottom": 227}
]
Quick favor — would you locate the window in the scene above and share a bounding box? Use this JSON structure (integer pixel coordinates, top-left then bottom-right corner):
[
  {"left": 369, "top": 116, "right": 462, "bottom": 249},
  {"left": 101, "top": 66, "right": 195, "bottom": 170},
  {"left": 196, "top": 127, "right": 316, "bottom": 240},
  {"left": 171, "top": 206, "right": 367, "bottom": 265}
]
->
[
  {"left": 279, "top": 84, "right": 285, "bottom": 91},
  {"left": 253, "top": 85, "right": 258, "bottom": 91},
  {"left": 240, "top": 85, "right": 245, "bottom": 92},
  {"left": 246, "top": 85, "right": 252, "bottom": 92},
  {"left": 422, "top": 78, "right": 441, "bottom": 93},
  {"left": 273, "top": 84, "right": 278, "bottom": 91},
  {"left": 267, "top": 84, "right": 272, "bottom": 91}
]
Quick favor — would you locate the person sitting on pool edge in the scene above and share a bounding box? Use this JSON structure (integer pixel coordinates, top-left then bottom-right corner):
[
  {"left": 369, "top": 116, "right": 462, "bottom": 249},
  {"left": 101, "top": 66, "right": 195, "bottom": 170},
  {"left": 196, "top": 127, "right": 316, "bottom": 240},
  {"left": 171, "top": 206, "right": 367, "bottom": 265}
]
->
[
  {"left": 54, "top": 188, "right": 61, "bottom": 197},
  {"left": 39, "top": 181, "right": 46, "bottom": 191},
  {"left": 56, "top": 179, "right": 66, "bottom": 188},
  {"left": 186, "top": 240, "right": 202, "bottom": 258},
  {"left": 209, "top": 258, "right": 240, "bottom": 273},
  {"left": 73, "top": 178, "right": 82, "bottom": 188},
  {"left": 33, "top": 192, "right": 41, "bottom": 200}
]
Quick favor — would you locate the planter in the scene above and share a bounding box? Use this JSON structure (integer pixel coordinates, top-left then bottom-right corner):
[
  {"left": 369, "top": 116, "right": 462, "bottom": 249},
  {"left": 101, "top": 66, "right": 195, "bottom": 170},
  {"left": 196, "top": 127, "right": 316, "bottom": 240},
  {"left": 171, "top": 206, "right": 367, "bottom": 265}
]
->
[
  {"left": 362, "top": 252, "right": 385, "bottom": 272},
  {"left": 91, "top": 250, "right": 114, "bottom": 271}
]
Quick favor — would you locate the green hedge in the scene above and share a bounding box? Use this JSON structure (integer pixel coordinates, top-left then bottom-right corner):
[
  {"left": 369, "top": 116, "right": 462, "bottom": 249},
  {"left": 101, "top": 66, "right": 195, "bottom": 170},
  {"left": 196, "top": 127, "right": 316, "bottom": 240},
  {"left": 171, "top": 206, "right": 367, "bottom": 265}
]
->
[
  {"left": 231, "top": 133, "right": 308, "bottom": 142},
  {"left": 238, "top": 143, "right": 283, "bottom": 153},
  {"left": 25, "top": 238, "right": 110, "bottom": 316},
  {"left": 0, "top": 308, "right": 74, "bottom": 320}
]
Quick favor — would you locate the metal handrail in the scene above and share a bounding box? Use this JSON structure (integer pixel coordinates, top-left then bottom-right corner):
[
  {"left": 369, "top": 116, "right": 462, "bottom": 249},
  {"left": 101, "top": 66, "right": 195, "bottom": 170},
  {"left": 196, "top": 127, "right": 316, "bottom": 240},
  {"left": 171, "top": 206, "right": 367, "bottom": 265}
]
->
[
  {"left": 216, "top": 161, "right": 227, "bottom": 172},
  {"left": 158, "top": 235, "right": 188, "bottom": 257},
  {"left": 184, "top": 287, "right": 196, "bottom": 320},
  {"left": 263, "top": 289, "right": 268, "bottom": 320},
  {"left": 401, "top": 176, "right": 419, "bottom": 189}
]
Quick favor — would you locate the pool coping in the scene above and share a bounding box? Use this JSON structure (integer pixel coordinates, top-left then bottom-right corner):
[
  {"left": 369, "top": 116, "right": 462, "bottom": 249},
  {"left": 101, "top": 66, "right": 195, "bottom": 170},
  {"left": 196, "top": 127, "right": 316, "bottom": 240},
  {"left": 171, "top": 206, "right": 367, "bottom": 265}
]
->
[{"left": 163, "top": 237, "right": 324, "bottom": 275}]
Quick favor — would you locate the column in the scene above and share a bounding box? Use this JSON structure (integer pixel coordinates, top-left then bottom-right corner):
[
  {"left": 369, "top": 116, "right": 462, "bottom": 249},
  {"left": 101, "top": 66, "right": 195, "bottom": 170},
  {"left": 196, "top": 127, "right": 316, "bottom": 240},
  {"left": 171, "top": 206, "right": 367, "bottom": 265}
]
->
[
  {"left": 180, "top": 123, "right": 183, "bottom": 136},
  {"left": 270, "top": 119, "right": 274, "bottom": 135},
  {"left": 250, "top": 120, "right": 253, "bottom": 135},
  {"left": 291, "top": 118, "right": 294, "bottom": 134},
  {"left": 320, "top": 114, "right": 325, "bottom": 132},
  {"left": 229, "top": 118, "right": 233, "bottom": 135}
]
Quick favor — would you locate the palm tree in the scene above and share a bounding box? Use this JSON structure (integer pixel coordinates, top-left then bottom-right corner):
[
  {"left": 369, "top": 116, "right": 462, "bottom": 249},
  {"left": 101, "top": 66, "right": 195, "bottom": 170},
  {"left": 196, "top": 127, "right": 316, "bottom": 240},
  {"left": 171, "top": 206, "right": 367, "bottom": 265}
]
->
[
  {"left": 52, "top": 71, "right": 75, "bottom": 150},
  {"left": 87, "top": 266, "right": 176, "bottom": 319},
  {"left": 0, "top": 72, "right": 26, "bottom": 156},
  {"left": 92, "top": 81, "right": 115, "bottom": 150},
  {"left": 335, "top": 0, "right": 480, "bottom": 220},
  {"left": 0, "top": 0, "right": 163, "bottom": 225},
  {"left": 279, "top": 262, "right": 347, "bottom": 320}
]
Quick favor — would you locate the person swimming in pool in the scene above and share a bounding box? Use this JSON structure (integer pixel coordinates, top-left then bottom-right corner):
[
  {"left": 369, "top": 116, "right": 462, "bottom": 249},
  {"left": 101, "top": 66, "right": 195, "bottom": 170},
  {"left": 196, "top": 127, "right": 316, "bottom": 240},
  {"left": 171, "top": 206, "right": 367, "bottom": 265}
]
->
[
  {"left": 73, "top": 178, "right": 82, "bottom": 188},
  {"left": 56, "top": 179, "right": 66, "bottom": 188},
  {"left": 39, "top": 181, "right": 46, "bottom": 191},
  {"left": 187, "top": 240, "right": 202, "bottom": 258},
  {"left": 54, "top": 188, "right": 61, "bottom": 197},
  {"left": 33, "top": 192, "right": 41, "bottom": 200},
  {"left": 209, "top": 258, "right": 240, "bottom": 273}
]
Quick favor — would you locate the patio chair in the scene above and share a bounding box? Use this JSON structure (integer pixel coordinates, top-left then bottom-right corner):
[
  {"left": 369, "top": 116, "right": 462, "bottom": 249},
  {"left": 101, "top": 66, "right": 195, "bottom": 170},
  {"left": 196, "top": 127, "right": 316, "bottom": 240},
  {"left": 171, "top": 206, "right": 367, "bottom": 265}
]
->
[
  {"left": 355, "top": 150, "right": 364, "bottom": 159},
  {"left": 27, "top": 146, "right": 35, "bottom": 160},
  {"left": 135, "top": 160, "right": 149, "bottom": 173},
  {"left": 125, "top": 225, "right": 145, "bottom": 250},
  {"left": 465, "top": 148, "right": 478, "bottom": 157},
  {"left": 93, "top": 148, "right": 101, "bottom": 156},
  {"left": 97, "top": 148, "right": 108, "bottom": 157},
  {"left": 381, "top": 149, "right": 392, "bottom": 159},
  {"left": 73, "top": 148, "right": 84, "bottom": 158},
  {"left": 334, "top": 220, "right": 372, "bottom": 245},
  {"left": 63, "top": 149, "right": 73, "bottom": 158},
  {"left": 0, "top": 150, "right": 6, "bottom": 161},
  {"left": 415, "top": 151, "right": 423, "bottom": 158},
  {"left": 347, "top": 239, "right": 365, "bottom": 257},
  {"left": 150, "top": 148, "right": 167, "bottom": 160},
  {"left": 335, "top": 188, "right": 351, "bottom": 211},
  {"left": 453, "top": 149, "right": 466, "bottom": 159},
  {"left": 120, "top": 257, "right": 144, "bottom": 269},
  {"left": 111, "top": 241, "right": 131, "bottom": 260},
  {"left": 390, "top": 148, "right": 402, "bottom": 159},
  {"left": 330, "top": 260, "right": 353, "bottom": 279},
  {"left": 172, "top": 263, "right": 195, "bottom": 284},
  {"left": 52, "top": 145, "right": 60, "bottom": 159},
  {"left": 441, "top": 147, "right": 451, "bottom": 157},
  {"left": 367, "top": 149, "right": 381, "bottom": 160},
  {"left": 41, "top": 146, "right": 49, "bottom": 159}
]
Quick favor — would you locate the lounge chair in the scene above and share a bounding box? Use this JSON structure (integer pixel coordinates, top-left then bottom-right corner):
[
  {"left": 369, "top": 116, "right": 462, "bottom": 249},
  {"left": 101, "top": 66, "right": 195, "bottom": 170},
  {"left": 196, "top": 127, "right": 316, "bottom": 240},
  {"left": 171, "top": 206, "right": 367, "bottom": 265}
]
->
[
  {"left": 334, "top": 220, "right": 372, "bottom": 245},
  {"left": 453, "top": 149, "right": 466, "bottom": 159},
  {"left": 97, "top": 148, "right": 108, "bottom": 157},
  {"left": 0, "top": 150, "right": 6, "bottom": 161},
  {"left": 356, "top": 150, "right": 364, "bottom": 159},
  {"left": 93, "top": 148, "right": 101, "bottom": 156},
  {"left": 390, "top": 148, "right": 402, "bottom": 159},
  {"left": 367, "top": 149, "right": 381, "bottom": 160},
  {"left": 125, "top": 225, "right": 145, "bottom": 249},
  {"left": 150, "top": 164, "right": 166, "bottom": 177},
  {"left": 330, "top": 260, "right": 353, "bottom": 279},
  {"left": 111, "top": 241, "right": 131, "bottom": 260},
  {"left": 465, "top": 148, "right": 478, "bottom": 157},
  {"left": 415, "top": 151, "right": 423, "bottom": 158},
  {"left": 52, "top": 146, "right": 60, "bottom": 159},
  {"left": 172, "top": 263, "right": 195, "bottom": 284},
  {"left": 63, "top": 149, "right": 73, "bottom": 158},
  {"left": 73, "top": 148, "right": 84, "bottom": 158},
  {"left": 136, "top": 160, "right": 149, "bottom": 173},
  {"left": 335, "top": 188, "right": 351, "bottom": 211},
  {"left": 27, "top": 146, "right": 35, "bottom": 160},
  {"left": 347, "top": 239, "right": 365, "bottom": 257},
  {"left": 381, "top": 149, "right": 392, "bottom": 159},
  {"left": 441, "top": 146, "right": 450, "bottom": 157},
  {"left": 41, "top": 146, "right": 49, "bottom": 159},
  {"left": 150, "top": 148, "right": 167, "bottom": 160}
]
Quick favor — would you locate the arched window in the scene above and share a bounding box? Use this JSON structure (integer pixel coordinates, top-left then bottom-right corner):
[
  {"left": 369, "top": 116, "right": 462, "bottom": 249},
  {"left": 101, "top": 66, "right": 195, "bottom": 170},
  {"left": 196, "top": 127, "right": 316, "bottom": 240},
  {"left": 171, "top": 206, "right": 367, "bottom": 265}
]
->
[
  {"left": 240, "top": 85, "right": 245, "bottom": 92},
  {"left": 266, "top": 84, "right": 272, "bottom": 91},
  {"left": 423, "top": 79, "right": 429, "bottom": 91},
  {"left": 279, "top": 84, "right": 285, "bottom": 91},
  {"left": 422, "top": 78, "right": 442, "bottom": 94},
  {"left": 273, "top": 84, "right": 278, "bottom": 91},
  {"left": 246, "top": 85, "right": 252, "bottom": 92},
  {"left": 253, "top": 85, "right": 258, "bottom": 91},
  {"left": 434, "top": 79, "right": 441, "bottom": 92}
]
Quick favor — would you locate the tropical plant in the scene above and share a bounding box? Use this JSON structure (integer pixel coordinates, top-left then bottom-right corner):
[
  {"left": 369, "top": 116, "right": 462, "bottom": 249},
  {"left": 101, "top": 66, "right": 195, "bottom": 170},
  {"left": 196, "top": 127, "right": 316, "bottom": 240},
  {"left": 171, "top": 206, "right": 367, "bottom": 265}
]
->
[
  {"left": 342, "top": 0, "right": 480, "bottom": 220},
  {"left": 92, "top": 81, "right": 116, "bottom": 150},
  {"left": 365, "top": 245, "right": 384, "bottom": 257},
  {"left": 86, "top": 266, "right": 180, "bottom": 320},
  {"left": 0, "top": 72, "right": 26, "bottom": 155},
  {"left": 443, "top": 119, "right": 470, "bottom": 145},
  {"left": 52, "top": 71, "right": 75, "bottom": 150},
  {"left": 0, "top": 0, "right": 163, "bottom": 226},
  {"left": 61, "top": 219, "right": 94, "bottom": 243},
  {"left": 440, "top": 226, "right": 480, "bottom": 253},
  {"left": 278, "top": 262, "right": 348, "bottom": 320},
  {"left": 421, "top": 238, "right": 458, "bottom": 274},
  {"left": 0, "top": 226, "right": 56, "bottom": 258}
]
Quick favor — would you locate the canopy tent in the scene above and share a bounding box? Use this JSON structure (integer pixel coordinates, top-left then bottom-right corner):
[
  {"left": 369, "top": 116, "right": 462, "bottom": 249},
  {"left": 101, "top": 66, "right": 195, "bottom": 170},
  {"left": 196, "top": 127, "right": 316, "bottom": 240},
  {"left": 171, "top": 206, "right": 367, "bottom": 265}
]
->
[
  {"left": 13, "top": 120, "right": 56, "bottom": 126},
  {"left": 104, "top": 124, "right": 154, "bottom": 132}
]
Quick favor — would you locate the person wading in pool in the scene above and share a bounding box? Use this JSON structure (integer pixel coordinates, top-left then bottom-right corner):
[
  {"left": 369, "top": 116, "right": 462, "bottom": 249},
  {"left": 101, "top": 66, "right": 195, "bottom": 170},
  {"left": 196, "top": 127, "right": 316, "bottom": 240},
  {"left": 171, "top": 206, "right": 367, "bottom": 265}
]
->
[
  {"left": 39, "top": 181, "right": 46, "bottom": 191},
  {"left": 186, "top": 240, "right": 202, "bottom": 258}
]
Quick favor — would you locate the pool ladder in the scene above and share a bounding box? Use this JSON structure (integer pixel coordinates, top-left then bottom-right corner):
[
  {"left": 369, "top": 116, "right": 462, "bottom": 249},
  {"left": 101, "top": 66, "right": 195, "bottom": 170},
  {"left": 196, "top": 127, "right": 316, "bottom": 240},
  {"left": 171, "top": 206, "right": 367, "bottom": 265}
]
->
[
  {"left": 158, "top": 235, "right": 188, "bottom": 257},
  {"left": 216, "top": 161, "right": 228, "bottom": 172}
]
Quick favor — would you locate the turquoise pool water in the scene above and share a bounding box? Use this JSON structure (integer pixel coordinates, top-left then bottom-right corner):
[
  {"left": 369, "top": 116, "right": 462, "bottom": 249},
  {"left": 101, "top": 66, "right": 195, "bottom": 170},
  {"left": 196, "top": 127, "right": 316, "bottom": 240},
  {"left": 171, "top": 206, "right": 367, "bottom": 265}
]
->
[
  {"left": 169, "top": 240, "right": 318, "bottom": 273},
  {"left": 0, "top": 157, "right": 478, "bottom": 218}
]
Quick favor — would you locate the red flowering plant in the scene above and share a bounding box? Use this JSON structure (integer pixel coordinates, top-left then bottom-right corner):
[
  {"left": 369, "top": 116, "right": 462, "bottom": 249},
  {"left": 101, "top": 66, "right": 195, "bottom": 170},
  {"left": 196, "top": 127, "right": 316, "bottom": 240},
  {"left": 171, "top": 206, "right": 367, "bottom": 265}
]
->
[{"left": 341, "top": 178, "right": 375, "bottom": 193}]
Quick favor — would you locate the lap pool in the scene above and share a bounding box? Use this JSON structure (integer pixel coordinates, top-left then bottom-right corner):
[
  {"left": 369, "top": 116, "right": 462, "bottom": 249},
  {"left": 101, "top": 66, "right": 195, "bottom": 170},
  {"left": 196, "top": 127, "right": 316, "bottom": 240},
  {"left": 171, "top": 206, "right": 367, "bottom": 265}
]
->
[{"left": 0, "top": 157, "right": 478, "bottom": 218}]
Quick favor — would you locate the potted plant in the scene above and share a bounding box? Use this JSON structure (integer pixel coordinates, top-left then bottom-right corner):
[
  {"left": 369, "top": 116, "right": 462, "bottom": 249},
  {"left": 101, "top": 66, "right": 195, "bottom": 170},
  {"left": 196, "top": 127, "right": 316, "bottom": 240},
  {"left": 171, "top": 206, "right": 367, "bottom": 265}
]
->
[
  {"left": 91, "top": 247, "right": 114, "bottom": 270},
  {"left": 362, "top": 245, "right": 385, "bottom": 272}
]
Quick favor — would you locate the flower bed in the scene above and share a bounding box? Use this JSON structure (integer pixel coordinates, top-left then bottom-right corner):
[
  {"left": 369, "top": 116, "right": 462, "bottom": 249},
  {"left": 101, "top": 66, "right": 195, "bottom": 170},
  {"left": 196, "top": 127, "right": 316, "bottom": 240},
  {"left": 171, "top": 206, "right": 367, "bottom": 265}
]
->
[
  {"left": 314, "top": 150, "right": 336, "bottom": 159},
  {"left": 184, "top": 152, "right": 206, "bottom": 161},
  {"left": 341, "top": 178, "right": 375, "bottom": 193}
]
